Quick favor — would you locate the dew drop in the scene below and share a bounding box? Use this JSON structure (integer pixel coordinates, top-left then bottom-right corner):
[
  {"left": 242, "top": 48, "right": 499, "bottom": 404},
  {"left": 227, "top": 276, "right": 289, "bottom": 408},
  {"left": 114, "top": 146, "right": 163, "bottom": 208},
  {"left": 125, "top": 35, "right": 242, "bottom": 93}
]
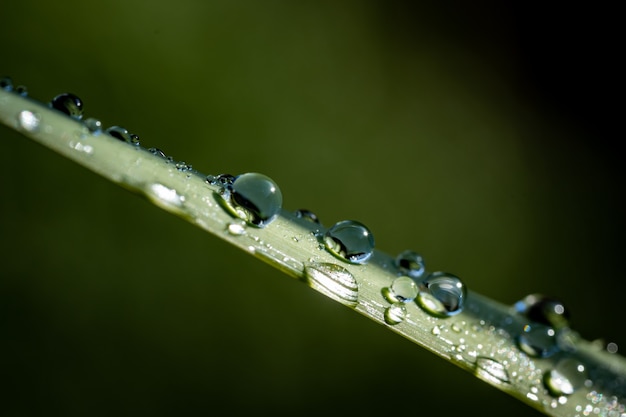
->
[
  {"left": 323, "top": 220, "right": 374, "bottom": 264},
  {"left": 83, "top": 118, "right": 102, "bottom": 134},
  {"left": 513, "top": 294, "right": 570, "bottom": 328},
  {"left": 384, "top": 303, "right": 407, "bottom": 325},
  {"left": 303, "top": 262, "right": 359, "bottom": 307},
  {"left": 215, "top": 173, "right": 283, "bottom": 228},
  {"left": 294, "top": 209, "right": 320, "bottom": 224},
  {"left": 517, "top": 324, "right": 559, "bottom": 358},
  {"left": 389, "top": 276, "right": 419, "bottom": 303},
  {"left": 106, "top": 126, "right": 140, "bottom": 145},
  {"left": 148, "top": 147, "right": 167, "bottom": 158},
  {"left": 544, "top": 358, "right": 587, "bottom": 396},
  {"left": 50, "top": 93, "right": 84, "bottom": 120},
  {"left": 475, "top": 357, "right": 510, "bottom": 384},
  {"left": 227, "top": 222, "right": 246, "bottom": 236},
  {"left": 144, "top": 183, "right": 185, "bottom": 211},
  {"left": 0, "top": 76, "right": 13, "bottom": 91},
  {"left": 395, "top": 250, "right": 426, "bottom": 279},
  {"left": 17, "top": 110, "right": 40, "bottom": 132},
  {"left": 175, "top": 161, "right": 192, "bottom": 172},
  {"left": 416, "top": 272, "right": 467, "bottom": 317},
  {"left": 15, "top": 85, "right": 28, "bottom": 97}
]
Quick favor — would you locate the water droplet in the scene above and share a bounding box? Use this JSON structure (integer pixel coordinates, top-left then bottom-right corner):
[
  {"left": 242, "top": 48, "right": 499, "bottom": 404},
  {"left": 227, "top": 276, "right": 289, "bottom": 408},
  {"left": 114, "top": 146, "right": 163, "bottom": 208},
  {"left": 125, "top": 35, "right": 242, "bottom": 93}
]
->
[
  {"left": 106, "top": 126, "right": 140, "bottom": 145},
  {"left": 389, "top": 276, "right": 419, "bottom": 303},
  {"left": 475, "top": 357, "right": 510, "bottom": 384},
  {"left": 17, "top": 110, "right": 40, "bottom": 132},
  {"left": 0, "top": 76, "right": 13, "bottom": 91},
  {"left": 49, "top": 93, "right": 84, "bottom": 119},
  {"left": 294, "top": 209, "right": 320, "bottom": 224},
  {"left": 215, "top": 173, "right": 283, "bottom": 228},
  {"left": 517, "top": 324, "right": 559, "bottom": 358},
  {"left": 384, "top": 303, "right": 407, "bottom": 325},
  {"left": 144, "top": 183, "right": 185, "bottom": 211},
  {"left": 513, "top": 294, "right": 570, "bottom": 328},
  {"left": 432, "top": 325, "right": 441, "bottom": 336},
  {"left": 15, "top": 85, "right": 28, "bottom": 97},
  {"left": 607, "top": 342, "right": 619, "bottom": 354},
  {"left": 323, "top": 220, "right": 374, "bottom": 264},
  {"left": 416, "top": 272, "right": 467, "bottom": 317},
  {"left": 83, "top": 118, "right": 102, "bottom": 134},
  {"left": 227, "top": 222, "right": 246, "bottom": 236},
  {"left": 395, "top": 250, "right": 426, "bottom": 279},
  {"left": 544, "top": 358, "right": 587, "bottom": 396},
  {"left": 175, "top": 161, "right": 192, "bottom": 172},
  {"left": 303, "top": 262, "right": 359, "bottom": 307},
  {"left": 148, "top": 147, "right": 167, "bottom": 159}
]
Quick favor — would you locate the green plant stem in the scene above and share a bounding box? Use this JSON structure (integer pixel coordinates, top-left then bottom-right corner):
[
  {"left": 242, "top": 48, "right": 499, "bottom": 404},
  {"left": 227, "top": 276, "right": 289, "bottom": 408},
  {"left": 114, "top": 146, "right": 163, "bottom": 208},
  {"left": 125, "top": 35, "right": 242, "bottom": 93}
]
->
[{"left": 1, "top": 88, "right": 625, "bottom": 417}]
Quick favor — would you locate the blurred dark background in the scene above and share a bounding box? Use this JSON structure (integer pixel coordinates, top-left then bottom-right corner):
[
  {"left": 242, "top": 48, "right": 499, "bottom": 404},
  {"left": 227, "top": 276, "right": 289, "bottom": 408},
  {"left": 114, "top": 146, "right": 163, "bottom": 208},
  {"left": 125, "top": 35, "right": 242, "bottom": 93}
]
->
[{"left": 1, "top": 1, "right": 622, "bottom": 416}]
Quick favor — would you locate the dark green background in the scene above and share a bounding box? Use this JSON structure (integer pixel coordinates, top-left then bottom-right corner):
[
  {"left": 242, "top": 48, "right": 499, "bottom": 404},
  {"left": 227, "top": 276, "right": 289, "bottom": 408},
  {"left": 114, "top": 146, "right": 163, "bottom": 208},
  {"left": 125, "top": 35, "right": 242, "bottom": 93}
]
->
[{"left": 1, "top": 2, "right": 622, "bottom": 416}]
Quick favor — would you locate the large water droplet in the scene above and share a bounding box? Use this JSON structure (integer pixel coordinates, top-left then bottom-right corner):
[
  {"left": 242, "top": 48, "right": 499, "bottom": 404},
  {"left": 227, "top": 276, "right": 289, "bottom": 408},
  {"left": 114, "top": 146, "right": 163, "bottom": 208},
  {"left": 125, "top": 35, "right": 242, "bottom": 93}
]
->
[
  {"left": 384, "top": 303, "right": 407, "bottom": 325},
  {"left": 544, "top": 358, "right": 587, "bottom": 396},
  {"left": 0, "top": 76, "right": 13, "bottom": 91},
  {"left": 83, "top": 118, "right": 102, "bottom": 134},
  {"left": 106, "top": 126, "right": 140, "bottom": 145},
  {"left": 416, "top": 272, "right": 466, "bottom": 317},
  {"left": 303, "top": 262, "right": 359, "bottom": 307},
  {"left": 323, "top": 220, "right": 374, "bottom": 264},
  {"left": 517, "top": 324, "right": 559, "bottom": 358},
  {"left": 513, "top": 294, "right": 570, "bottom": 328},
  {"left": 475, "top": 357, "right": 510, "bottom": 384},
  {"left": 215, "top": 173, "right": 283, "bottom": 228},
  {"left": 17, "top": 110, "right": 40, "bottom": 132},
  {"left": 50, "top": 93, "right": 84, "bottom": 120},
  {"left": 388, "top": 276, "right": 419, "bottom": 303},
  {"left": 395, "top": 250, "right": 426, "bottom": 279}
]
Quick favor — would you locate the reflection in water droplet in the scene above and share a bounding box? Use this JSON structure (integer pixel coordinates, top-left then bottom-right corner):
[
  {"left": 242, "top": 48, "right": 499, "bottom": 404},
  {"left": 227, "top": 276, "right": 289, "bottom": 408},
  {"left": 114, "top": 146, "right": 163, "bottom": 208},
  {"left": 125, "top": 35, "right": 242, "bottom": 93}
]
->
[
  {"left": 323, "top": 220, "right": 374, "bottom": 264},
  {"left": 15, "top": 85, "right": 28, "bottom": 97},
  {"left": 1, "top": 76, "right": 13, "bottom": 91},
  {"left": 384, "top": 303, "right": 406, "bottom": 325},
  {"left": 475, "top": 357, "right": 510, "bottom": 384},
  {"left": 544, "top": 358, "right": 587, "bottom": 396},
  {"left": 517, "top": 324, "right": 559, "bottom": 358},
  {"left": 294, "top": 209, "right": 320, "bottom": 224},
  {"left": 513, "top": 294, "right": 570, "bottom": 328},
  {"left": 389, "top": 276, "right": 419, "bottom": 303},
  {"left": 395, "top": 250, "right": 426, "bottom": 279},
  {"left": 215, "top": 173, "right": 283, "bottom": 228},
  {"left": 50, "top": 93, "right": 84, "bottom": 119},
  {"left": 303, "top": 262, "right": 359, "bottom": 307},
  {"left": 84, "top": 118, "right": 102, "bottom": 134},
  {"left": 106, "top": 126, "right": 140, "bottom": 145},
  {"left": 17, "top": 110, "right": 40, "bottom": 132},
  {"left": 416, "top": 272, "right": 466, "bottom": 317}
]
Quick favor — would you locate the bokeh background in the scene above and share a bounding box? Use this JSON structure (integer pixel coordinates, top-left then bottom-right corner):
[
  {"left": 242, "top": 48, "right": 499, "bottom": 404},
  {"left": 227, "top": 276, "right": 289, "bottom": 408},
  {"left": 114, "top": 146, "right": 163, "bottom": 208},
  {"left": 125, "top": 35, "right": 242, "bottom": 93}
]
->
[{"left": 1, "top": 2, "right": 622, "bottom": 416}]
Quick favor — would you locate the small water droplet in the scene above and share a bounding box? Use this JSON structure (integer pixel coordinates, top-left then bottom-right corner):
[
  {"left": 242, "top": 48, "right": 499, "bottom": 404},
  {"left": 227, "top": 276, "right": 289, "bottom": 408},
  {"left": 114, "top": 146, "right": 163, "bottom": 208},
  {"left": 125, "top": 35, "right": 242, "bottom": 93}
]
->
[
  {"left": 175, "top": 161, "right": 192, "bottom": 172},
  {"left": 513, "top": 294, "right": 570, "bottom": 328},
  {"left": 148, "top": 147, "right": 167, "bottom": 159},
  {"left": 416, "top": 272, "right": 467, "bottom": 317},
  {"left": 227, "top": 222, "right": 246, "bottom": 236},
  {"left": 384, "top": 303, "right": 407, "bottom": 325},
  {"left": 294, "top": 209, "right": 320, "bottom": 224},
  {"left": 214, "top": 172, "right": 283, "bottom": 228},
  {"left": 49, "top": 93, "right": 84, "bottom": 119},
  {"left": 544, "top": 358, "right": 587, "bottom": 396},
  {"left": 432, "top": 325, "right": 441, "bottom": 336},
  {"left": 0, "top": 76, "right": 13, "bottom": 91},
  {"left": 323, "top": 220, "right": 374, "bottom": 264},
  {"left": 15, "top": 85, "right": 28, "bottom": 97},
  {"left": 388, "top": 276, "right": 419, "bottom": 303},
  {"left": 475, "top": 357, "right": 510, "bottom": 384},
  {"left": 83, "top": 118, "right": 102, "bottom": 134},
  {"left": 303, "top": 262, "right": 359, "bottom": 307},
  {"left": 517, "top": 324, "right": 559, "bottom": 358},
  {"left": 144, "top": 183, "right": 185, "bottom": 211},
  {"left": 17, "top": 110, "right": 40, "bottom": 132},
  {"left": 395, "top": 250, "right": 426, "bottom": 279},
  {"left": 106, "top": 126, "right": 140, "bottom": 145}
]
